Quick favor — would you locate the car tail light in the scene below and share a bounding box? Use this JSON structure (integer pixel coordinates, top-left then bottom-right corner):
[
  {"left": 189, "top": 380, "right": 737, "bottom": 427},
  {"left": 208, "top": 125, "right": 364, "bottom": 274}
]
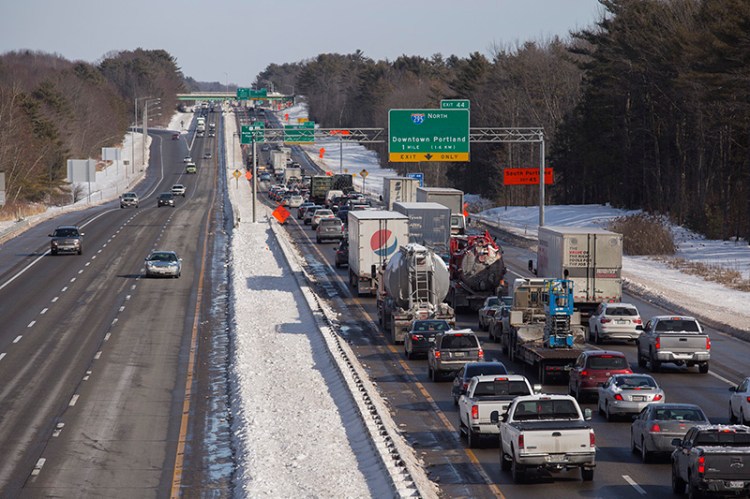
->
[
  {"left": 655, "top": 337, "right": 661, "bottom": 350},
  {"left": 653, "top": 394, "right": 663, "bottom": 401},
  {"left": 697, "top": 454, "right": 705, "bottom": 475},
  {"left": 650, "top": 423, "right": 661, "bottom": 433},
  {"left": 706, "top": 337, "right": 711, "bottom": 351},
  {"left": 434, "top": 351, "right": 441, "bottom": 359},
  {"left": 746, "top": 396, "right": 750, "bottom": 403},
  {"left": 614, "top": 394, "right": 623, "bottom": 401},
  {"left": 581, "top": 370, "right": 588, "bottom": 377},
  {"left": 589, "top": 430, "right": 596, "bottom": 447},
  {"left": 471, "top": 405, "right": 479, "bottom": 420},
  {"left": 600, "top": 318, "right": 611, "bottom": 324},
  {"left": 411, "top": 334, "right": 420, "bottom": 341},
  {"left": 518, "top": 434, "right": 525, "bottom": 449},
  {"left": 478, "top": 348, "right": 484, "bottom": 360}
]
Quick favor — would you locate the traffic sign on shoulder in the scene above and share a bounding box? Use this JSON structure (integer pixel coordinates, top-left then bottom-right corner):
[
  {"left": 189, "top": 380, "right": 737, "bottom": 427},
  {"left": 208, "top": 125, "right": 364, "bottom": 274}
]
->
[
  {"left": 388, "top": 109, "right": 469, "bottom": 162},
  {"left": 406, "top": 172, "right": 424, "bottom": 187}
]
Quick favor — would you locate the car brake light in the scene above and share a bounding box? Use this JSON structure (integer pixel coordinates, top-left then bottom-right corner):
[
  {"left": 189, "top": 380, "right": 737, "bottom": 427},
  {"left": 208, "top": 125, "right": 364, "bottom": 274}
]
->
[
  {"left": 746, "top": 396, "right": 750, "bottom": 403},
  {"left": 706, "top": 337, "right": 711, "bottom": 350},
  {"left": 434, "top": 351, "right": 441, "bottom": 359},
  {"left": 589, "top": 430, "right": 596, "bottom": 447},
  {"left": 650, "top": 423, "right": 661, "bottom": 433},
  {"left": 633, "top": 318, "right": 642, "bottom": 324},
  {"left": 697, "top": 454, "right": 705, "bottom": 475},
  {"left": 581, "top": 370, "right": 588, "bottom": 377},
  {"left": 411, "top": 334, "right": 420, "bottom": 341},
  {"left": 478, "top": 348, "right": 484, "bottom": 360},
  {"left": 614, "top": 394, "right": 623, "bottom": 401},
  {"left": 518, "top": 434, "right": 524, "bottom": 449},
  {"left": 653, "top": 394, "right": 663, "bottom": 401},
  {"left": 471, "top": 405, "right": 479, "bottom": 420},
  {"left": 655, "top": 337, "right": 661, "bottom": 350},
  {"left": 600, "top": 318, "right": 611, "bottom": 324}
]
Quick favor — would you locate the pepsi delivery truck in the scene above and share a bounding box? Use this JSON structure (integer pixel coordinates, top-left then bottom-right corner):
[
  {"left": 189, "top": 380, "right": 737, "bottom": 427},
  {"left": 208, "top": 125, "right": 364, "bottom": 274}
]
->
[{"left": 348, "top": 211, "right": 409, "bottom": 296}]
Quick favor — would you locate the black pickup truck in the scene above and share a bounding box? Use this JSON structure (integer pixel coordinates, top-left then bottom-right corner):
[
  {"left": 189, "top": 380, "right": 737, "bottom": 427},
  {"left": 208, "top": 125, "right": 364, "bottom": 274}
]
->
[{"left": 671, "top": 425, "right": 750, "bottom": 497}]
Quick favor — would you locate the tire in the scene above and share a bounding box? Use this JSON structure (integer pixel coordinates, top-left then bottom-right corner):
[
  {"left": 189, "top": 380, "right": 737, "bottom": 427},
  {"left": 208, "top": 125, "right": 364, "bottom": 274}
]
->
[
  {"left": 428, "top": 365, "right": 435, "bottom": 382},
  {"left": 581, "top": 468, "right": 594, "bottom": 482},
  {"left": 741, "top": 409, "right": 747, "bottom": 426},
  {"left": 631, "top": 430, "right": 638, "bottom": 454},
  {"left": 698, "top": 362, "right": 709, "bottom": 374},
  {"left": 672, "top": 466, "right": 686, "bottom": 495},
  {"left": 729, "top": 403, "right": 738, "bottom": 424},
  {"left": 637, "top": 352, "right": 646, "bottom": 368},
  {"left": 51, "top": 249, "right": 57, "bottom": 256},
  {"left": 316, "top": 237, "right": 321, "bottom": 243},
  {"left": 640, "top": 438, "right": 651, "bottom": 463},
  {"left": 467, "top": 427, "right": 478, "bottom": 449},
  {"left": 500, "top": 443, "right": 511, "bottom": 471},
  {"left": 453, "top": 396, "right": 458, "bottom": 407},
  {"left": 687, "top": 478, "right": 703, "bottom": 499},
  {"left": 511, "top": 453, "right": 525, "bottom": 483},
  {"left": 598, "top": 399, "right": 605, "bottom": 416},
  {"left": 77, "top": 249, "right": 82, "bottom": 255},
  {"left": 650, "top": 352, "right": 661, "bottom": 373},
  {"left": 605, "top": 402, "right": 615, "bottom": 422}
]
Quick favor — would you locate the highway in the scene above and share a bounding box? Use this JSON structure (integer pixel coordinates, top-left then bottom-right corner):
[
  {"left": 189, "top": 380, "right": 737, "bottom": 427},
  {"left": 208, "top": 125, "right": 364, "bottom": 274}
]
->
[
  {"left": 258, "top": 139, "right": 750, "bottom": 498},
  {"left": 0, "top": 115, "right": 227, "bottom": 496}
]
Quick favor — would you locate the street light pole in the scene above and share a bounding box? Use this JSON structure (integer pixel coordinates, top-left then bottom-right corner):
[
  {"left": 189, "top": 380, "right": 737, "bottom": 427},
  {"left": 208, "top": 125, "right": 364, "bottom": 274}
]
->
[
  {"left": 142, "top": 98, "right": 160, "bottom": 170},
  {"left": 253, "top": 138, "right": 257, "bottom": 223}
]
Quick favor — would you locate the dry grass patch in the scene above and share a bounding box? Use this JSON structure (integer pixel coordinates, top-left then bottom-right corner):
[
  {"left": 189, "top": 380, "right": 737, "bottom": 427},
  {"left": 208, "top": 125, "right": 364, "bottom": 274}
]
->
[
  {"left": 608, "top": 213, "right": 676, "bottom": 256},
  {"left": 0, "top": 203, "right": 47, "bottom": 222},
  {"left": 657, "top": 257, "right": 750, "bottom": 292}
]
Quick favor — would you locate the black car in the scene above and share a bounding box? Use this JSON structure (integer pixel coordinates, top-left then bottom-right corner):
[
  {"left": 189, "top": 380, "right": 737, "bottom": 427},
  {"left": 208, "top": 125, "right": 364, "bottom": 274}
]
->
[
  {"left": 451, "top": 361, "right": 509, "bottom": 405},
  {"left": 334, "top": 240, "right": 349, "bottom": 268},
  {"left": 49, "top": 225, "right": 84, "bottom": 255},
  {"left": 403, "top": 319, "right": 451, "bottom": 360},
  {"left": 157, "top": 192, "right": 176, "bottom": 207}
]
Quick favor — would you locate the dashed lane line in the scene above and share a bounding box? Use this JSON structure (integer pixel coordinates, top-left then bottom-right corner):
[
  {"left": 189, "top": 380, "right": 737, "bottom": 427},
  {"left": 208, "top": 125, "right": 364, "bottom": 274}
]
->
[{"left": 623, "top": 475, "right": 647, "bottom": 495}]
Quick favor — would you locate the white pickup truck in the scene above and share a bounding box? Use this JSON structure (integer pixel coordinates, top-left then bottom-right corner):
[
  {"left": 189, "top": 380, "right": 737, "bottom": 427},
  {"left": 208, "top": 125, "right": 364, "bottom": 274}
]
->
[
  {"left": 458, "top": 374, "right": 538, "bottom": 448},
  {"left": 493, "top": 394, "right": 595, "bottom": 483}
]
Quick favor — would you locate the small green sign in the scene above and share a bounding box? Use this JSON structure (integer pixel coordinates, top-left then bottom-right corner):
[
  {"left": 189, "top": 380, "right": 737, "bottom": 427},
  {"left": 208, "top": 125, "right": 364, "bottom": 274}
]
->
[
  {"left": 284, "top": 121, "right": 315, "bottom": 144},
  {"left": 440, "top": 99, "right": 470, "bottom": 109},
  {"left": 236, "top": 88, "right": 250, "bottom": 100},
  {"left": 241, "top": 123, "right": 265, "bottom": 144},
  {"left": 249, "top": 88, "right": 267, "bottom": 99}
]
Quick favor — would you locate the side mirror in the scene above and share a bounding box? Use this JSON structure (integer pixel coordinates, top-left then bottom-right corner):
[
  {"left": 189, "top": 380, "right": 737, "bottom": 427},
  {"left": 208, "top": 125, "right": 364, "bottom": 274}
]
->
[
  {"left": 501, "top": 412, "right": 508, "bottom": 423},
  {"left": 729, "top": 386, "right": 737, "bottom": 392},
  {"left": 671, "top": 438, "right": 682, "bottom": 447},
  {"left": 583, "top": 408, "right": 592, "bottom": 421},
  {"left": 564, "top": 365, "right": 574, "bottom": 372},
  {"left": 48, "top": 234, "right": 54, "bottom": 237},
  {"left": 532, "top": 384, "right": 542, "bottom": 394}
]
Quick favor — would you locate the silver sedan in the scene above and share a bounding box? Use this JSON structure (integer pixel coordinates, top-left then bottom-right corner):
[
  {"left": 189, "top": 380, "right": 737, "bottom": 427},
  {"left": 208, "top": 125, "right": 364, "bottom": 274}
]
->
[
  {"left": 630, "top": 403, "right": 709, "bottom": 463},
  {"left": 145, "top": 250, "right": 182, "bottom": 278},
  {"left": 598, "top": 374, "right": 664, "bottom": 421}
]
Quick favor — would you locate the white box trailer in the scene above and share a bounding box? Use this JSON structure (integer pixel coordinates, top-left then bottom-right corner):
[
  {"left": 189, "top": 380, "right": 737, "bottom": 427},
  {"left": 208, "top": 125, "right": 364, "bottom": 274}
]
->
[
  {"left": 416, "top": 187, "right": 466, "bottom": 234},
  {"left": 534, "top": 226, "right": 623, "bottom": 320},
  {"left": 348, "top": 210, "right": 409, "bottom": 296},
  {"left": 383, "top": 177, "right": 419, "bottom": 210}
]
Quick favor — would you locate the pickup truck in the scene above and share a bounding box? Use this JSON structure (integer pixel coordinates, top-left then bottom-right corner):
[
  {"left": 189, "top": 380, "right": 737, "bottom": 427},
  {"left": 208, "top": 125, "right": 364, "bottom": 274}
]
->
[
  {"left": 493, "top": 394, "right": 595, "bottom": 483},
  {"left": 636, "top": 316, "right": 710, "bottom": 374},
  {"left": 458, "top": 374, "right": 539, "bottom": 448},
  {"left": 671, "top": 425, "right": 750, "bottom": 497}
]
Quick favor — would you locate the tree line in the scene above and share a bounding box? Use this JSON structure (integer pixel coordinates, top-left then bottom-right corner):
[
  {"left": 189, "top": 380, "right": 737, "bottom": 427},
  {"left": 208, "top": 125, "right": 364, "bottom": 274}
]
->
[
  {"left": 0, "top": 49, "right": 184, "bottom": 207},
  {"left": 257, "top": 0, "right": 750, "bottom": 241}
]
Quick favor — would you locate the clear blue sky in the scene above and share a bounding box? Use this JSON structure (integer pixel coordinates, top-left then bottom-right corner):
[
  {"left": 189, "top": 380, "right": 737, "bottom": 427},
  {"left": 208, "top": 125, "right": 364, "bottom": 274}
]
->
[{"left": 1, "top": 0, "right": 603, "bottom": 86}]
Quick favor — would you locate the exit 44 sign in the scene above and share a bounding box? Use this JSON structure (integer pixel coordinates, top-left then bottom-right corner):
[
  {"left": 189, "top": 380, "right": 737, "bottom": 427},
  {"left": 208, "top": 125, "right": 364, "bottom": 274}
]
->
[{"left": 388, "top": 109, "right": 470, "bottom": 162}]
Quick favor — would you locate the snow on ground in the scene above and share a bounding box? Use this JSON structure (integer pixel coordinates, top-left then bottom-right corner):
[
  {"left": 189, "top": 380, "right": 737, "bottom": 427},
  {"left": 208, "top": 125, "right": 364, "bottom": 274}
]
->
[{"left": 277, "top": 103, "right": 750, "bottom": 337}]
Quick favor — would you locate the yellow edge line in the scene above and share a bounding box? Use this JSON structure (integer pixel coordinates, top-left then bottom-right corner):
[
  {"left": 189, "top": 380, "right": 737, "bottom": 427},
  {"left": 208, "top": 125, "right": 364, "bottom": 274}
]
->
[{"left": 170, "top": 156, "right": 216, "bottom": 498}]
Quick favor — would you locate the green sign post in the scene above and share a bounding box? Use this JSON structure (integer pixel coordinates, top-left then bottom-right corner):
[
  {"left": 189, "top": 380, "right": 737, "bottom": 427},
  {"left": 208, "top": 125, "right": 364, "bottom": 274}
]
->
[
  {"left": 284, "top": 121, "right": 315, "bottom": 144},
  {"left": 388, "top": 109, "right": 470, "bottom": 162},
  {"left": 440, "top": 99, "right": 470, "bottom": 109},
  {"left": 241, "top": 123, "right": 264, "bottom": 144}
]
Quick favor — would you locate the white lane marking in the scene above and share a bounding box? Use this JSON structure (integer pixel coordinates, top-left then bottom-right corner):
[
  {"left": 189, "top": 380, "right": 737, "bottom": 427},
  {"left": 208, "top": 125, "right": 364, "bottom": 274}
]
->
[
  {"left": 27, "top": 321, "right": 35, "bottom": 328},
  {"left": 709, "top": 371, "right": 736, "bottom": 386},
  {"left": 70, "top": 278, "right": 76, "bottom": 283},
  {"left": 130, "top": 285, "right": 136, "bottom": 291},
  {"left": 104, "top": 333, "right": 111, "bottom": 342},
  {"left": 623, "top": 475, "right": 646, "bottom": 495},
  {"left": 85, "top": 262, "right": 91, "bottom": 267},
  {"left": 98, "top": 249, "right": 102, "bottom": 254},
  {"left": 119, "top": 306, "right": 125, "bottom": 312},
  {"left": 31, "top": 458, "right": 46, "bottom": 476},
  {"left": 69, "top": 394, "right": 79, "bottom": 406},
  {"left": 94, "top": 351, "right": 102, "bottom": 360},
  {"left": 61, "top": 287, "right": 67, "bottom": 292},
  {"left": 51, "top": 297, "right": 59, "bottom": 302},
  {"left": 52, "top": 423, "right": 65, "bottom": 437},
  {"left": 0, "top": 353, "right": 6, "bottom": 361},
  {"left": 40, "top": 308, "right": 48, "bottom": 315},
  {"left": 111, "top": 318, "right": 118, "bottom": 326},
  {"left": 13, "top": 335, "right": 22, "bottom": 343},
  {"left": 91, "top": 255, "right": 96, "bottom": 260},
  {"left": 103, "top": 244, "right": 107, "bottom": 248},
  {"left": 125, "top": 294, "right": 131, "bottom": 300},
  {"left": 78, "top": 269, "right": 83, "bottom": 274}
]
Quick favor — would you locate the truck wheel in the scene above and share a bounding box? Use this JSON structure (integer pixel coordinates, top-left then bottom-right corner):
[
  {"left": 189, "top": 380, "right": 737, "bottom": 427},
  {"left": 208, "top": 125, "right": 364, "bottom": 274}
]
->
[
  {"left": 581, "top": 468, "right": 594, "bottom": 481},
  {"left": 698, "top": 362, "right": 709, "bottom": 374},
  {"left": 687, "top": 478, "right": 703, "bottom": 499},
  {"left": 650, "top": 351, "right": 661, "bottom": 372},
  {"left": 500, "top": 441, "right": 511, "bottom": 471},
  {"left": 467, "top": 427, "right": 478, "bottom": 449},
  {"left": 511, "top": 453, "right": 525, "bottom": 483},
  {"left": 671, "top": 465, "right": 686, "bottom": 494},
  {"left": 637, "top": 349, "right": 646, "bottom": 368}
]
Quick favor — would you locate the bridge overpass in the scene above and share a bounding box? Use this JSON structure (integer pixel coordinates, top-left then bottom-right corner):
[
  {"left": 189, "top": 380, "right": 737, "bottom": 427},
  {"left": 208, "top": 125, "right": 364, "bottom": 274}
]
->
[{"left": 176, "top": 91, "right": 293, "bottom": 101}]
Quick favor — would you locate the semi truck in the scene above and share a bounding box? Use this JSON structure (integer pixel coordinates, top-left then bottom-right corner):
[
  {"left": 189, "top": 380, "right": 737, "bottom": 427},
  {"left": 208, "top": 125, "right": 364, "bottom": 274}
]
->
[
  {"left": 392, "top": 201, "right": 451, "bottom": 259},
  {"left": 416, "top": 187, "right": 466, "bottom": 235},
  {"left": 383, "top": 177, "right": 419, "bottom": 210},
  {"left": 377, "top": 243, "right": 455, "bottom": 344},
  {"left": 447, "top": 231, "right": 507, "bottom": 311},
  {"left": 347, "top": 210, "right": 409, "bottom": 297},
  {"left": 310, "top": 175, "right": 334, "bottom": 204},
  {"left": 284, "top": 164, "right": 302, "bottom": 185},
  {"left": 271, "top": 150, "right": 290, "bottom": 172},
  {"left": 196, "top": 117, "right": 206, "bottom": 135},
  {"left": 530, "top": 226, "right": 623, "bottom": 322}
]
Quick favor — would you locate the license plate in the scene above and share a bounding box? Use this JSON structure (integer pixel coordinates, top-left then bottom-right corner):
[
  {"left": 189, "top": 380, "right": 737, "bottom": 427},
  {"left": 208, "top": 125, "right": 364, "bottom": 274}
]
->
[
  {"left": 453, "top": 352, "right": 465, "bottom": 357},
  {"left": 616, "top": 320, "right": 627, "bottom": 324},
  {"left": 632, "top": 396, "right": 645, "bottom": 401},
  {"left": 729, "top": 481, "right": 744, "bottom": 489}
]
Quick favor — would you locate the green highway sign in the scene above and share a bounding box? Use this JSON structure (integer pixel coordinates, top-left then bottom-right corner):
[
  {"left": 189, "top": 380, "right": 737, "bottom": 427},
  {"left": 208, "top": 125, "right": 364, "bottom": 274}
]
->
[
  {"left": 284, "top": 121, "right": 315, "bottom": 144},
  {"left": 241, "top": 123, "right": 265, "bottom": 144},
  {"left": 388, "top": 109, "right": 470, "bottom": 162},
  {"left": 237, "top": 88, "right": 268, "bottom": 101},
  {"left": 440, "top": 99, "right": 470, "bottom": 109},
  {"left": 249, "top": 88, "right": 267, "bottom": 99},
  {"left": 237, "top": 88, "right": 250, "bottom": 100}
]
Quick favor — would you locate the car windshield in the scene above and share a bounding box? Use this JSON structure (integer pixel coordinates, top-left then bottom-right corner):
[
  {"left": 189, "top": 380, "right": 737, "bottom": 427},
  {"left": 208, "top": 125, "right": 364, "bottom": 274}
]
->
[
  {"left": 150, "top": 253, "right": 176, "bottom": 262},
  {"left": 615, "top": 376, "right": 656, "bottom": 389},
  {"left": 160, "top": 194, "right": 172, "bottom": 198},
  {"left": 588, "top": 355, "right": 629, "bottom": 370},
  {"left": 54, "top": 228, "right": 78, "bottom": 237},
  {"left": 606, "top": 307, "right": 638, "bottom": 316},
  {"left": 514, "top": 400, "right": 579, "bottom": 420},
  {"left": 441, "top": 334, "right": 478, "bottom": 349},
  {"left": 695, "top": 431, "right": 750, "bottom": 446},
  {"left": 413, "top": 320, "right": 450, "bottom": 332},
  {"left": 486, "top": 297, "right": 500, "bottom": 307},
  {"left": 653, "top": 408, "right": 706, "bottom": 422},
  {"left": 655, "top": 320, "right": 700, "bottom": 332}
]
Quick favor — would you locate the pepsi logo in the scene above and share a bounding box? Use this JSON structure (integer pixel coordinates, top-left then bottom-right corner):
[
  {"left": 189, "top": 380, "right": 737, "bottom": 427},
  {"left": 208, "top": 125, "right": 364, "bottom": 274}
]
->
[{"left": 370, "top": 229, "right": 398, "bottom": 257}]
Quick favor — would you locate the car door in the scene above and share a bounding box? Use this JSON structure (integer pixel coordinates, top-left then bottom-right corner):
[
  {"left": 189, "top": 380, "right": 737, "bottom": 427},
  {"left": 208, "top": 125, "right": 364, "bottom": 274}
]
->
[
  {"left": 599, "top": 376, "right": 613, "bottom": 409},
  {"left": 632, "top": 406, "right": 649, "bottom": 445},
  {"left": 590, "top": 303, "right": 605, "bottom": 331},
  {"left": 639, "top": 320, "right": 654, "bottom": 356},
  {"left": 732, "top": 378, "right": 749, "bottom": 417}
]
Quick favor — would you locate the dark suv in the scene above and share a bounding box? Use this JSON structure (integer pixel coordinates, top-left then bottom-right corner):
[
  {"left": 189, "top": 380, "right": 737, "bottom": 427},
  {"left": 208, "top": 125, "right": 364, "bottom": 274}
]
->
[
  {"left": 427, "top": 329, "right": 484, "bottom": 381},
  {"left": 157, "top": 192, "right": 176, "bottom": 207},
  {"left": 404, "top": 319, "right": 451, "bottom": 360},
  {"left": 49, "top": 225, "right": 84, "bottom": 255},
  {"left": 568, "top": 350, "right": 632, "bottom": 401}
]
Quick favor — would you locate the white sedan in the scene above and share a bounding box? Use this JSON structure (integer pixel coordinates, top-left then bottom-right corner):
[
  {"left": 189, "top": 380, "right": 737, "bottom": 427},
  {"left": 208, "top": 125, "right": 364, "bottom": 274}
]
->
[
  {"left": 145, "top": 250, "right": 182, "bottom": 278},
  {"left": 477, "top": 296, "right": 501, "bottom": 331},
  {"left": 588, "top": 302, "right": 643, "bottom": 343},
  {"left": 310, "top": 209, "right": 335, "bottom": 230},
  {"left": 598, "top": 374, "right": 664, "bottom": 421},
  {"left": 729, "top": 376, "right": 750, "bottom": 424}
]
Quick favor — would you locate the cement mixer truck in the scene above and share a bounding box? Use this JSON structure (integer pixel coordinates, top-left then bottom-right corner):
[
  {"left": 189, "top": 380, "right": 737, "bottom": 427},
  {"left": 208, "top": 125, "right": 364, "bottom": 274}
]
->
[{"left": 377, "top": 243, "right": 455, "bottom": 344}]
